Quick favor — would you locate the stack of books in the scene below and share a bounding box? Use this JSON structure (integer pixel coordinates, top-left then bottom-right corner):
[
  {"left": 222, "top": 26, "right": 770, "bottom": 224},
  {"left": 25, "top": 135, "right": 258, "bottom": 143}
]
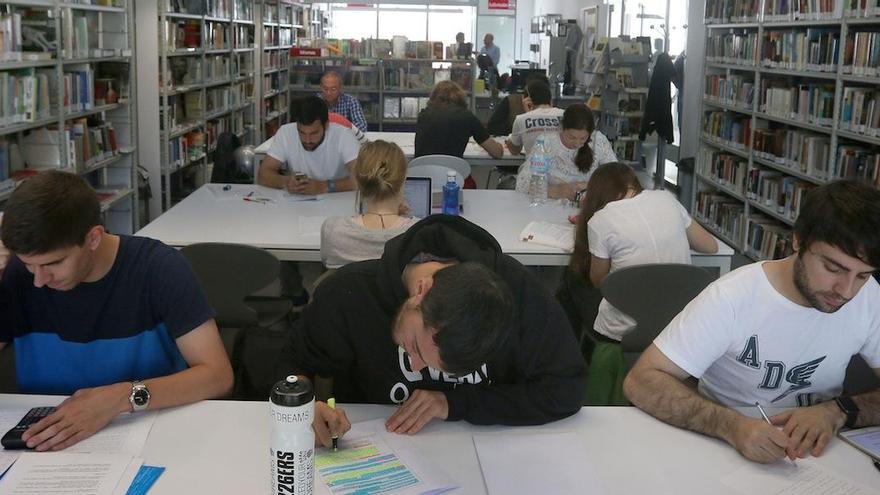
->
[
  {"left": 840, "top": 86, "right": 880, "bottom": 136},
  {"left": 843, "top": 29, "right": 880, "bottom": 77}
]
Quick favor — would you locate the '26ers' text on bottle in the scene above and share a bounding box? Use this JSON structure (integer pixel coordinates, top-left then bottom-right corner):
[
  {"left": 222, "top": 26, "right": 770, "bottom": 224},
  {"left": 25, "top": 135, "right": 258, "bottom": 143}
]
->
[{"left": 270, "top": 375, "right": 315, "bottom": 495}]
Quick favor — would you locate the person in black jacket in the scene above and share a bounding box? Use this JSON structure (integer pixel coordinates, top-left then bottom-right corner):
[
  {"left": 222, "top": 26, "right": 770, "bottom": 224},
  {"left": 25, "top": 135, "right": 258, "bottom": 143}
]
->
[{"left": 277, "top": 215, "right": 588, "bottom": 447}]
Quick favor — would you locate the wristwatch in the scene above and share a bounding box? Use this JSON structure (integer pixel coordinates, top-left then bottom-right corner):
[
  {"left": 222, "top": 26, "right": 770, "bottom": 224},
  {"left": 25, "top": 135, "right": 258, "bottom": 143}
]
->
[
  {"left": 129, "top": 381, "right": 151, "bottom": 412},
  {"left": 326, "top": 179, "right": 337, "bottom": 193},
  {"left": 834, "top": 396, "right": 859, "bottom": 429}
]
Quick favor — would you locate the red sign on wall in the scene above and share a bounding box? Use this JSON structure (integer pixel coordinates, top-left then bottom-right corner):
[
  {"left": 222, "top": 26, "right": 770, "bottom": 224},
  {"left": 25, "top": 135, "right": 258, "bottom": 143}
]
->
[{"left": 488, "top": 0, "right": 515, "bottom": 10}]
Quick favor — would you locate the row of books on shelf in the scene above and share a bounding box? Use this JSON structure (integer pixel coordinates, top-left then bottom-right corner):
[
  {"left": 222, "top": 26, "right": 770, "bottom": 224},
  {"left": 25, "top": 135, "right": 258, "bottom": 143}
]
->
[
  {"left": 205, "top": 22, "right": 229, "bottom": 50},
  {"left": 168, "top": 129, "right": 204, "bottom": 170},
  {"left": 753, "top": 127, "right": 830, "bottom": 178},
  {"left": 67, "top": 117, "right": 119, "bottom": 173},
  {"left": 845, "top": 0, "right": 880, "bottom": 16},
  {"left": 705, "top": 74, "right": 755, "bottom": 109},
  {"left": 165, "top": 0, "right": 253, "bottom": 20},
  {"left": 704, "top": 111, "right": 752, "bottom": 150},
  {"left": 837, "top": 145, "right": 880, "bottom": 185},
  {"left": 263, "top": 93, "right": 287, "bottom": 116},
  {"left": 843, "top": 29, "right": 880, "bottom": 77},
  {"left": 696, "top": 192, "right": 745, "bottom": 243},
  {"left": 205, "top": 55, "right": 230, "bottom": 81},
  {"left": 764, "top": 0, "right": 845, "bottom": 20},
  {"left": 699, "top": 149, "right": 748, "bottom": 192},
  {"left": 0, "top": 69, "right": 53, "bottom": 126},
  {"left": 747, "top": 216, "right": 794, "bottom": 260},
  {"left": 164, "top": 19, "right": 201, "bottom": 51},
  {"left": 760, "top": 82, "right": 835, "bottom": 127},
  {"left": 262, "top": 3, "right": 295, "bottom": 24},
  {"left": 707, "top": 0, "right": 880, "bottom": 23},
  {"left": 233, "top": 24, "right": 254, "bottom": 49},
  {"left": 382, "top": 67, "right": 472, "bottom": 91},
  {"left": 0, "top": 119, "right": 119, "bottom": 175},
  {"left": 761, "top": 29, "right": 840, "bottom": 73},
  {"left": 704, "top": 135, "right": 880, "bottom": 183},
  {"left": 705, "top": 0, "right": 761, "bottom": 23},
  {"left": 840, "top": 86, "right": 880, "bottom": 136},
  {"left": 746, "top": 170, "right": 816, "bottom": 220},
  {"left": 706, "top": 32, "right": 759, "bottom": 65},
  {"left": 263, "top": 50, "right": 289, "bottom": 71},
  {"left": 262, "top": 72, "right": 286, "bottom": 93}
]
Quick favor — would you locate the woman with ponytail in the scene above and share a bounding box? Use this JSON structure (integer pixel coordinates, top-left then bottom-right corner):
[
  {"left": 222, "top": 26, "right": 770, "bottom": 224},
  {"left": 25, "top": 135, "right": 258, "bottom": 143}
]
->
[
  {"left": 515, "top": 104, "right": 617, "bottom": 201},
  {"left": 320, "top": 140, "right": 418, "bottom": 268}
]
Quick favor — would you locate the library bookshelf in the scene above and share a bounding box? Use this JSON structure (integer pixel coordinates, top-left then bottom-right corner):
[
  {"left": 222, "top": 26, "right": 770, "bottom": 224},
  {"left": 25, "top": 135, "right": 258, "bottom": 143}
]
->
[
  {"left": 0, "top": 0, "right": 138, "bottom": 234},
  {"left": 695, "top": 0, "right": 880, "bottom": 261}
]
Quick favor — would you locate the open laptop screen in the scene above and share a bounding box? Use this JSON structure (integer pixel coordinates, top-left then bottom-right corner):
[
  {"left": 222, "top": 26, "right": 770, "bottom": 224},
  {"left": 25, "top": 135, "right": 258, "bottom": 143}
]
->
[{"left": 404, "top": 177, "right": 432, "bottom": 218}]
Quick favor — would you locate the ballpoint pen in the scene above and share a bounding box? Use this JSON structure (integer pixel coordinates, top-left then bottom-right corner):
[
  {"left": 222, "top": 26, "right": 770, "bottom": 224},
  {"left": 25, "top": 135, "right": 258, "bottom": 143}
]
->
[{"left": 755, "top": 402, "right": 797, "bottom": 466}]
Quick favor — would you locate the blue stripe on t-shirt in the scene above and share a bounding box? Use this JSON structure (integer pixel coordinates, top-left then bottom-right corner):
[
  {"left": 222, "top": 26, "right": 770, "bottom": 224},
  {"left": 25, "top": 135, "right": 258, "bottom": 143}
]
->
[{"left": 14, "top": 323, "right": 187, "bottom": 395}]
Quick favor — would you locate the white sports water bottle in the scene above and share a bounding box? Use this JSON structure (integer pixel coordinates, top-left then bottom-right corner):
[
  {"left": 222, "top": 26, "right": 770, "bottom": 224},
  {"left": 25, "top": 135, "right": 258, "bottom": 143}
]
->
[
  {"left": 528, "top": 135, "right": 549, "bottom": 206},
  {"left": 270, "top": 375, "right": 315, "bottom": 495}
]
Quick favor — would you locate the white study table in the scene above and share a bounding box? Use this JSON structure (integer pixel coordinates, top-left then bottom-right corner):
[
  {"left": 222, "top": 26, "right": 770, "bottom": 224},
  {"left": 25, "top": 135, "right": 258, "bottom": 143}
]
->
[
  {"left": 136, "top": 184, "right": 734, "bottom": 273},
  {"left": 1, "top": 394, "right": 877, "bottom": 494},
  {"left": 255, "top": 131, "right": 523, "bottom": 168}
]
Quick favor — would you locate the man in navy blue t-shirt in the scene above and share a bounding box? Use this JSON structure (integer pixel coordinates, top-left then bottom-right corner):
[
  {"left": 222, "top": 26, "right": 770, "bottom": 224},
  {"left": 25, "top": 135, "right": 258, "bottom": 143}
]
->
[{"left": 0, "top": 171, "right": 233, "bottom": 451}]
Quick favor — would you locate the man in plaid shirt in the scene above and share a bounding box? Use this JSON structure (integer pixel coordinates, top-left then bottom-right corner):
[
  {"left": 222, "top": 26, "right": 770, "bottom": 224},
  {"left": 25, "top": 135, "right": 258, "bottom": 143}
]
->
[{"left": 318, "top": 72, "right": 368, "bottom": 133}]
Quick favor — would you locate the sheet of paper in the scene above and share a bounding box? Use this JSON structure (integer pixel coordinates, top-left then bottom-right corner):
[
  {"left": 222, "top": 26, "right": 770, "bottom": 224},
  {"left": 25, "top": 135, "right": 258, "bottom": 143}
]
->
[
  {"left": 284, "top": 192, "right": 322, "bottom": 202},
  {"left": 0, "top": 450, "right": 20, "bottom": 477},
  {"left": 0, "top": 452, "right": 137, "bottom": 495},
  {"left": 473, "top": 430, "right": 605, "bottom": 495},
  {"left": 315, "top": 419, "right": 457, "bottom": 495},
  {"left": 298, "top": 216, "right": 326, "bottom": 235},
  {"left": 65, "top": 412, "right": 157, "bottom": 456},
  {"left": 519, "top": 221, "right": 575, "bottom": 251},
  {"left": 111, "top": 457, "right": 144, "bottom": 495},
  {"left": 721, "top": 458, "right": 879, "bottom": 495}
]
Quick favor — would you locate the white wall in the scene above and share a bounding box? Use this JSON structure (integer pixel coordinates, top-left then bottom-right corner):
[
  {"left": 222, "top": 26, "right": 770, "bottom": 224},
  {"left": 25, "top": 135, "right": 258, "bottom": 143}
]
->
[
  {"left": 680, "top": 0, "right": 705, "bottom": 160},
  {"left": 514, "top": 0, "right": 534, "bottom": 61},
  {"left": 533, "top": 0, "right": 594, "bottom": 19}
]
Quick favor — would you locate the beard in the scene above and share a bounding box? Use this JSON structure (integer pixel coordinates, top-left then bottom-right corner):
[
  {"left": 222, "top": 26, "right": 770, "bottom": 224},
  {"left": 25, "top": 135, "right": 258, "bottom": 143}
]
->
[{"left": 793, "top": 254, "right": 849, "bottom": 313}]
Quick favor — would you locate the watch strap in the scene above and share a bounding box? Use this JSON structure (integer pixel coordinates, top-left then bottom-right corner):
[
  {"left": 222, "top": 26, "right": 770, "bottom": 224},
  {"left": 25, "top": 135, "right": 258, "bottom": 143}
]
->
[{"left": 834, "top": 396, "right": 859, "bottom": 429}]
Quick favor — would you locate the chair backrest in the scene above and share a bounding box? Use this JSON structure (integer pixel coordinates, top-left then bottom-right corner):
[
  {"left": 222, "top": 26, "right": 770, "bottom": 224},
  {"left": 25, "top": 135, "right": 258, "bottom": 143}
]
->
[
  {"left": 408, "top": 164, "right": 466, "bottom": 192},
  {"left": 180, "top": 243, "right": 282, "bottom": 328},
  {"left": 409, "top": 155, "right": 471, "bottom": 186},
  {"left": 601, "top": 263, "right": 714, "bottom": 364}
]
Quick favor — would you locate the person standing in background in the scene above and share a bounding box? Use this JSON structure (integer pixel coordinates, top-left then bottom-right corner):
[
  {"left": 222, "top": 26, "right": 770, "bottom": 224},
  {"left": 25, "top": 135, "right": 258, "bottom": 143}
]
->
[
  {"left": 318, "top": 71, "right": 368, "bottom": 133},
  {"left": 480, "top": 33, "right": 500, "bottom": 69}
]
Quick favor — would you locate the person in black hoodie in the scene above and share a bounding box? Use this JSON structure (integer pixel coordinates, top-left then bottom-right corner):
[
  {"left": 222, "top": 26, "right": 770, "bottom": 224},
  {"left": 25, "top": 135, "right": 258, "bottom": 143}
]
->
[{"left": 277, "top": 215, "right": 588, "bottom": 446}]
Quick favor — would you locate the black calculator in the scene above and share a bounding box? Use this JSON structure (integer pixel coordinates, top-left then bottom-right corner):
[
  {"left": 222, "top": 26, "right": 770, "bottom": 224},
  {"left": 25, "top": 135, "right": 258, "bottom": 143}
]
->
[{"left": 1, "top": 407, "right": 56, "bottom": 449}]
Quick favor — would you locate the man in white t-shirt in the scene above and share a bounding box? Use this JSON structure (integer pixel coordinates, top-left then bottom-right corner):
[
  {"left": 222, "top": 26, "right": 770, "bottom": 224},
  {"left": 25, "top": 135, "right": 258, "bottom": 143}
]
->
[
  {"left": 506, "top": 80, "right": 564, "bottom": 156},
  {"left": 624, "top": 180, "right": 880, "bottom": 464},
  {"left": 258, "top": 96, "right": 359, "bottom": 195}
]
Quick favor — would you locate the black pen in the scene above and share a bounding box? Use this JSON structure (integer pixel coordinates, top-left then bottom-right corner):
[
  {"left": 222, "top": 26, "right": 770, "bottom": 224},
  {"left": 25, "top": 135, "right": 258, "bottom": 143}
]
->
[{"left": 874, "top": 460, "right": 880, "bottom": 473}]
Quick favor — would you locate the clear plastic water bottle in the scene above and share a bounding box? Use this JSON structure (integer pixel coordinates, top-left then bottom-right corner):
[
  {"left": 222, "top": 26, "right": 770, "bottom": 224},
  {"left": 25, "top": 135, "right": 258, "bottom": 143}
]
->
[
  {"left": 442, "top": 170, "right": 460, "bottom": 215},
  {"left": 528, "top": 135, "right": 549, "bottom": 206},
  {"left": 270, "top": 375, "right": 315, "bottom": 495}
]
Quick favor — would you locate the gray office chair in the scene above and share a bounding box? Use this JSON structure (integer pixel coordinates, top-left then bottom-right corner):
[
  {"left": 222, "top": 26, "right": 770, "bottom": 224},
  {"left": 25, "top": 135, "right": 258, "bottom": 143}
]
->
[
  {"left": 408, "top": 155, "right": 471, "bottom": 189},
  {"left": 180, "top": 243, "right": 292, "bottom": 331},
  {"left": 601, "top": 263, "right": 714, "bottom": 369}
]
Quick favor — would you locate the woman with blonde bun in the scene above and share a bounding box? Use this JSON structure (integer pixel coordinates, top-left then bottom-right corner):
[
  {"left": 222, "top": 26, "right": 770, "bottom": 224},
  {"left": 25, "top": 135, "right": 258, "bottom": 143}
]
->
[{"left": 320, "top": 140, "right": 419, "bottom": 268}]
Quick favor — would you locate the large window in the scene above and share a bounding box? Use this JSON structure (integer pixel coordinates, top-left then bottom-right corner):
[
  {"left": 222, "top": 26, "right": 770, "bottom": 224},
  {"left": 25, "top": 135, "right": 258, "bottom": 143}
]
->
[
  {"left": 319, "top": 3, "right": 476, "bottom": 46},
  {"left": 377, "top": 4, "right": 427, "bottom": 41}
]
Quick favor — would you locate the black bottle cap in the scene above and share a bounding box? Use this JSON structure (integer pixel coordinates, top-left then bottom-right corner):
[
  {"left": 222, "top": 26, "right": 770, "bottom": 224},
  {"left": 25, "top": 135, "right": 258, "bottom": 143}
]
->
[{"left": 270, "top": 375, "right": 314, "bottom": 407}]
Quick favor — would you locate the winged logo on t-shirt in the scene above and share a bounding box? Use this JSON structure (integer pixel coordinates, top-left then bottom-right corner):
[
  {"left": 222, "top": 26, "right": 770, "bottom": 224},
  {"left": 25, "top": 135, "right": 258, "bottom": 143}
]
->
[{"left": 771, "top": 355, "right": 827, "bottom": 403}]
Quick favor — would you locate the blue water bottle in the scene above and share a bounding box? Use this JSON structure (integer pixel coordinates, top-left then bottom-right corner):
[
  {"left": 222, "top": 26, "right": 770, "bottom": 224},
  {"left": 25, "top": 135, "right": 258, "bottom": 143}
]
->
[{"left": 442, "top": 170, "right": 460, "bottom": 216}]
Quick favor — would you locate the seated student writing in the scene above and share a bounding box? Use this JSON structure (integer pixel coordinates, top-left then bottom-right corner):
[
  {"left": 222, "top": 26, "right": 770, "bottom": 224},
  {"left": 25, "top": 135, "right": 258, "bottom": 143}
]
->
[
  {"left": 571, "top": 162, "right": 718, "bottom": 343},
  {"left": 320, "top": 140, "right": 419, "bottom": 269},
  {"left": 0, "top": 171, "right": 233, "bottom": 451},
  {"left": 259, "top": 96, "right": 359, "bottom": 195},
  {"left": 515, "top": 104, "right": 617, "bottom": 201},
  {"left": 625, "top": 180, "right": 880, "bottom": 464},
  {"left": 278, "top": 215, "right": 588, "bottom": 448}
]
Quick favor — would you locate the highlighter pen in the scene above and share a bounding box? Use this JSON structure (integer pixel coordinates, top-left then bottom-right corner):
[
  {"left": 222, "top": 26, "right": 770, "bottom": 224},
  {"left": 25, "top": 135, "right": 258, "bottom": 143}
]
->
[
  {"left": 327, "top": 397, "right": 338, "bottom": 451},
  {"left": 755, "top": 402, "right": 797, "bottom": 466}
]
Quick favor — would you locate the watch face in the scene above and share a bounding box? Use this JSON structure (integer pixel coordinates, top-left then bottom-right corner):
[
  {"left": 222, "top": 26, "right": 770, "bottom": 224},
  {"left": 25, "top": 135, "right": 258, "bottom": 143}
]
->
[{"left": 133, "top": 388, "right": 150, "bottom": 406}]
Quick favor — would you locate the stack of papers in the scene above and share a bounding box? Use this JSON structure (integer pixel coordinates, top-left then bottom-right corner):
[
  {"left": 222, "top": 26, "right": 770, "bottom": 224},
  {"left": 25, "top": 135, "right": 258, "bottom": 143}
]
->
[{"left": 0, "top": 410, "right": 163, "bottom": 495}]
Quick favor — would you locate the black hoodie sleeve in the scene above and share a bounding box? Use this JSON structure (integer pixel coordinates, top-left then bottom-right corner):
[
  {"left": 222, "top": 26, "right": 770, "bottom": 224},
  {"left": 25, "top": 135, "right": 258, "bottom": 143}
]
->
[{"left": 442, "top": 264, "right": 588, "bottom": 425}]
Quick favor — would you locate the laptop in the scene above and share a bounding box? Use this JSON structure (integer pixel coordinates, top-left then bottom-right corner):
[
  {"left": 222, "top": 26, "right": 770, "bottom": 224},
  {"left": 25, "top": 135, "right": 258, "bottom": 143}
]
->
[{"left": 403, "top": 177, "right": 432, "bottom": 218}]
